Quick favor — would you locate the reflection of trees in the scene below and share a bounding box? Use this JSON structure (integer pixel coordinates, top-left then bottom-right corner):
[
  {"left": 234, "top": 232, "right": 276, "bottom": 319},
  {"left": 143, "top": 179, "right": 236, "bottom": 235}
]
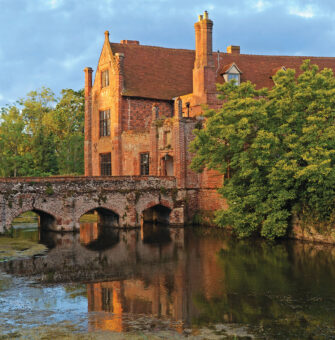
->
[
  {"left": 192, "top": 238, "right": 335, "bottom": 338},
  {"left": 10, "top": 225, "right": 39, "bottom": 243},
  {"left": 3, "top": 225, "right": 335, "bottom": 338}
]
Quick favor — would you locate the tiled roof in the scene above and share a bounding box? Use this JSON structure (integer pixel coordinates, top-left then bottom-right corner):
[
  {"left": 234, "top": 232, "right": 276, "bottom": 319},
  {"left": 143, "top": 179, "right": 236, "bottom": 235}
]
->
[
  {"left": 270, "top": 66, "right": 286, "bottom": 77},
  {"left": 221, "top": 62, "right": 243, "bottom": 74},
  {"left": 216, "top": 53, "right": 335, "bottom": 89},
  {"left": 110, "top": 42, "right": 335, "bottom": 100},
  {"left": 221, "top": 62, "right": 235, "bottom": 74},
  {"left": 110, "top": 43, "right": 195, "bottom": 100}
]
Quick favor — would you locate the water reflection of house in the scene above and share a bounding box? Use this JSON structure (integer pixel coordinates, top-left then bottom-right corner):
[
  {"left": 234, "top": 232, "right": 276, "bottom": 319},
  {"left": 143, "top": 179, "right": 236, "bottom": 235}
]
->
[
  {"left": 85, "top": 227, "right": 226, "bottom": 333},
  {"left": 87, "top": 274, "right": 187, "bottom": 333},
  {"left": 80, "top": 223, "right": 99, "bottom": 245},
  {"left": 88, "top": 281, "right": 124, "bottom": 332}
]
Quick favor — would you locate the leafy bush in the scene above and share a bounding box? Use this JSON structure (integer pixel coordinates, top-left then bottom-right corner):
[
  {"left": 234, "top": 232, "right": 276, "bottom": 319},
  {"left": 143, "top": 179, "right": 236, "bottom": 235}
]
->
[{"left": 190, "top": 60, "right": 335, "bottom": 239}]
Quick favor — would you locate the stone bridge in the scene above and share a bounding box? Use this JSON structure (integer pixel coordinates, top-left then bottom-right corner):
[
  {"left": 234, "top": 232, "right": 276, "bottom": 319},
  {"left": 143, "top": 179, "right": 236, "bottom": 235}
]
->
[{"left": 0, "top": 176, "right": 189, "bottom": 233}]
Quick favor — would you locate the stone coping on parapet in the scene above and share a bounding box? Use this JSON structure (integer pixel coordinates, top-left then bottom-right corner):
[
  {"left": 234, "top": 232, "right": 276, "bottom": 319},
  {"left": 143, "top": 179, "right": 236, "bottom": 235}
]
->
[{"left": 0, "top": 176, "right": 176, "bottom": 183}]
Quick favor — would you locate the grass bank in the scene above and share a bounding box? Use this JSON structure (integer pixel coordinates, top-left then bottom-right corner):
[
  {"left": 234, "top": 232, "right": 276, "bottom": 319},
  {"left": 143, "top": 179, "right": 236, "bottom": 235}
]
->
[
  {"left": 12, "top": 211, "right": 38, "bottom": 224},
  {"left": 0, "top": 237, "right": 47, "bottom": 262}
]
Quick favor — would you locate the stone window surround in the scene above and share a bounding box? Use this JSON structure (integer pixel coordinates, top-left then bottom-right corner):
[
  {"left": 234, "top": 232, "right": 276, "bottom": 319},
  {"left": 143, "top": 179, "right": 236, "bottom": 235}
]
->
[{"left": 101, "top": 69, "right": 109, "bottom": 88}]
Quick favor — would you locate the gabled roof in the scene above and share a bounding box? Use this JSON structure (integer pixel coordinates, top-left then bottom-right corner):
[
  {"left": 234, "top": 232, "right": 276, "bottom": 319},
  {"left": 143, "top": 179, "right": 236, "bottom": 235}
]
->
[
  {"left": 110, "top": 43, "right": 195, "bottom": 100},
  {"left": 109, "top": 42, "right": 335, "bottom": 100},
  {"left": 216, "top": 53, "right": 335, "bottom": 89},
  {"left": 221, "top": 62, "right": 243, "bottom": 74},
  {"left": 270, "top": 66, "right": 286, "bottom": 77}
]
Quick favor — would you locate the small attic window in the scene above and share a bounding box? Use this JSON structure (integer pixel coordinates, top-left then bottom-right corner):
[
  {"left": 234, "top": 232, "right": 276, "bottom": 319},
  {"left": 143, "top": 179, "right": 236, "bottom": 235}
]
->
[
  {"left": 228, "top": 74, "right": 239, "bottom": 82},
  {"left": 223, "top": 63, "right": 242, "bottom": 85}
]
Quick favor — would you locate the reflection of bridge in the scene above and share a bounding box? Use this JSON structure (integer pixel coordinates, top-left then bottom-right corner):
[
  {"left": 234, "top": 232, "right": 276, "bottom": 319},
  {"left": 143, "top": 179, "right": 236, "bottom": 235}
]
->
[
  {"left": 0, "top": 223, "right": 225, "bottom": 332},
  {"left": 0, "top": 223, "right": 189, "bottom": 283},
  {"left": 0, "top": 176, "right": 193, "bottom": 233}
]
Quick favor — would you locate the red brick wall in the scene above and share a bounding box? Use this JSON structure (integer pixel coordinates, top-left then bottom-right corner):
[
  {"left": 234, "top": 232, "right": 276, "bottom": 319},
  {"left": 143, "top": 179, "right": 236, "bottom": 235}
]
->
[
  {"left": 121, "top": 97, "right": 173, "bottom": 132},
  {"left": 121, "top": 131, "right": 150, "bottom": 175},
  {"left": 198, "top": 189, "right": 227, "bottom": 211},
  {"left": 84, "top": 21, "right": 226, "bottom": 215},
  {"left": 183, "top": 120, "right": 201, "bottom": 188}
]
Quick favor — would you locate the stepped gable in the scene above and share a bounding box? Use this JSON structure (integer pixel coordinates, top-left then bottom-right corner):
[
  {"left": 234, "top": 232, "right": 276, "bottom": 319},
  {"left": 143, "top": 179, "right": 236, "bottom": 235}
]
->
[
  {"left": 217, "top": 53, "right": 335, "bottom": 89},
  {"left": 110, "top": 42, "right": 195, "bottom": 100}
]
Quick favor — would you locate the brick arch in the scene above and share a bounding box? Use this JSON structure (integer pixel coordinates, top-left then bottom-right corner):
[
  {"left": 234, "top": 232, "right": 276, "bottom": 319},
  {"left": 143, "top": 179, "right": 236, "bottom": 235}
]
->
[
  {"left": 9, "top": 207, "right": 57, "bottom": 231},
  {"left": 76, "top": 204, "right": 122, "bottom": 220},
  {"left": 141, "top": 201, "right": 172, "bottom": 225},
  {"left": 0, "top": 177, "right": 179, "bottom": 233},
  {"left": 76, "top": 205, "right": 121, "bottom": 227},
  {"left": 141, "top": 199, "right": 173, "bottom": 214}
]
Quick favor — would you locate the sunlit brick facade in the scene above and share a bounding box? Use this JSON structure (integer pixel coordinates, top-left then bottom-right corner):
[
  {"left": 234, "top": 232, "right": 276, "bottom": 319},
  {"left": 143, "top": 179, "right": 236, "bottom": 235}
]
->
[{"left": 84, "top": 11, "right": 335, "bottom": 213}]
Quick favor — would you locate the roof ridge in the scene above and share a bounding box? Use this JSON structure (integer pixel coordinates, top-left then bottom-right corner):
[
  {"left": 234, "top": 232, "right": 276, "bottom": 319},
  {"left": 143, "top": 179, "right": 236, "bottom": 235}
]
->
[
  {"left": 110, "top": 43, "right": 335, "bottom": 59},
  {"left": 110, "top": 42, "right": 195, "bottom": 53},
  {"left": 224, "top": 52, "right": 335, "bottom": 59}
]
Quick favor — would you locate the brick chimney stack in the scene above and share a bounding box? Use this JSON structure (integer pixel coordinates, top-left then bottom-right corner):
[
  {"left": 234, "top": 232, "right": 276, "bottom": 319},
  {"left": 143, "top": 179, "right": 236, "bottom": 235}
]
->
[
  {"left": 84, "top": 67, "right": 93, "bottom": 97},
  {"left": 194, "top": 10, "right": 214, "bottom": 68},
  {"left": 193, "top": 11, "right": 216, "bottom": 103}
]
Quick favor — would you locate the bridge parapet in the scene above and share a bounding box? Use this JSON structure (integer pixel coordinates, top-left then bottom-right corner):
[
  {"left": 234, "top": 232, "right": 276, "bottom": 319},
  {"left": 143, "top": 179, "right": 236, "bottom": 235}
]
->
[
  {"left": 0, "top": 175, "right": 176, "bottom": 185},
  {"left": 0, "top": 176, "right": 192, "bottom": 233}
]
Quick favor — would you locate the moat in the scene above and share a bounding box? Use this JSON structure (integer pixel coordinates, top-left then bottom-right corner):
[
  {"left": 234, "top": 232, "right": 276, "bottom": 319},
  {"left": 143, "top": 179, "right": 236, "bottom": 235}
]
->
[{"left": 1, "top": 222, "right": 335, "bottom": 339}]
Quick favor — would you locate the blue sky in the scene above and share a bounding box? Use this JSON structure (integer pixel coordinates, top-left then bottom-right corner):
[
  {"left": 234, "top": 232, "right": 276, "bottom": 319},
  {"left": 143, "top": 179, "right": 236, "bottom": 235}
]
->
[{"left": 0, "top": 0, "right": 334, "bottom": 106}]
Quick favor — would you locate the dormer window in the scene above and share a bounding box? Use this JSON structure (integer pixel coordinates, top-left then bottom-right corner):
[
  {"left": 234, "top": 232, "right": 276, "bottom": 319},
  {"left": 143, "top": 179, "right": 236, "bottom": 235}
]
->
[
  {"left": 228, "top": 73, "right": 239, "bottom": 82},
  {"left": 222, "top": 63, "right": 242, "bottom": 85},
  {"left": 270, "top": 66, "right": 286, "bottom": 84}
]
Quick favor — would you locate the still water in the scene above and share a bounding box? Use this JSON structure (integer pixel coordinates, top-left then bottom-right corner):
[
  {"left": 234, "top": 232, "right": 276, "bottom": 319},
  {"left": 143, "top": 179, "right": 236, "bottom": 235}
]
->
[{"left": 1, "top": 223, "right": 335, "bottom": 339}]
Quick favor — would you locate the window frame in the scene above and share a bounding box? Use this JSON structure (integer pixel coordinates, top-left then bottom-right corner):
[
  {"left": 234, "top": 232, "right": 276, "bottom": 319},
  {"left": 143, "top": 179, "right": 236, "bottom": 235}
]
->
[
  {"left": 140, "top": 152, "right": 150, "bottom": 176},
  {"left": 224, "top": 72, "right": 240, "bottom": 85},
  {"left": 223, "top": 63, "right": 242, "bottom": 85},
  {"left": 101, "top": 69, "right": 109, "bottom": 88},
  {"left": 99, "top": 109, "right": 111, "bottom": 137},
  {"left": 100, "top": 152, "right": 111, "bottom": 176},
  {"left": 227, "top": 73, "right": 239, "bottom": 82}
]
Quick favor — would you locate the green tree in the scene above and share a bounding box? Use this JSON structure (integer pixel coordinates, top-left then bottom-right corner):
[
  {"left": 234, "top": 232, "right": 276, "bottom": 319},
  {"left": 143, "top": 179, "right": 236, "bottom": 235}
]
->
[
  {"left": 0, "top": 87, "right": 85, "bottom": 177},
  {"left": 0, "top": 106, "right": 33, "bottom": 176},
  {"left": 19, "top": 87, "right": 58, "bottom": 176},
  {"left": 190, "top": 60, "right": 335, "bottom": 239},
  {"left": 51, "top": 89, "right": 84, "bottom": 175}
]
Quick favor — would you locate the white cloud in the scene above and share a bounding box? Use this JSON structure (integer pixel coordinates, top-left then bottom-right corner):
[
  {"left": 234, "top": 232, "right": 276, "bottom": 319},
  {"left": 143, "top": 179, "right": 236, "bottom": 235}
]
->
[
  {"left": 46, "top": 0, "right": 64, "bottom": 10},
  {"left": 289, "top": 4, "right": 316, "bottom": 18},
  {"left": 27, "top": 0, "right": 64, "bottom": 11},
  {"left": 253, "top": 0, "right": 272, "bottom": 12},
  {"left": 60, "top": 55, "right": 86, "bottom": 70}
]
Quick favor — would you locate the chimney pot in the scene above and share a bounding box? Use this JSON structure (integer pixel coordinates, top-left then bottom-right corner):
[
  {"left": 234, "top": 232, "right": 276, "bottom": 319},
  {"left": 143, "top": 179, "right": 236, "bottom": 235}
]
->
[
  {"left": 204, "top": 11, "right": 208, "bottom": 19},
  {"left": 198, "top": 14, "right": 203, "bottom": 21}
]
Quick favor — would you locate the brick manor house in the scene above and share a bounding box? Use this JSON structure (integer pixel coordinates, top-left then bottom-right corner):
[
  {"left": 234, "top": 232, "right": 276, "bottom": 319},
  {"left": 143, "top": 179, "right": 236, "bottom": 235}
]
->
[{"left": 84, "top": 11, "right": 335, "bottom": 213}]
